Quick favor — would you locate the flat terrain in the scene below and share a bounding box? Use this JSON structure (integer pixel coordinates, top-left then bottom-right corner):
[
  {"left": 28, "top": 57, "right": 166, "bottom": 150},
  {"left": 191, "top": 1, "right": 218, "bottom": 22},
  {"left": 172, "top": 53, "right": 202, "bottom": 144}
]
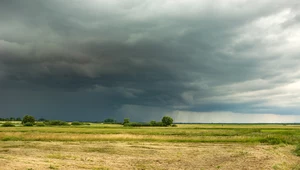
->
[{"left": 0, "top": 123, "right": 300, "bottom": 169}]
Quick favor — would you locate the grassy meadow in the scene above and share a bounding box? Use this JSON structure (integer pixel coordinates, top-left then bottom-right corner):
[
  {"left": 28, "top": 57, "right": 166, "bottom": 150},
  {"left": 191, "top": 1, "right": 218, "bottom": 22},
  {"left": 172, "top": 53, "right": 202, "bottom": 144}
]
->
[{"left": 1, "top": 122, "right": 300, "bottom": 169}]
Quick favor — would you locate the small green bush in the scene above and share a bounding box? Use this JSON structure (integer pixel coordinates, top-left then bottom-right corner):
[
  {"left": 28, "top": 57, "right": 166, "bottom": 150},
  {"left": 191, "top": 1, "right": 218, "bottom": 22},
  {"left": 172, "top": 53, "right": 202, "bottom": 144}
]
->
[
  {"left": 171, "top": 124, "right": 177, "bottom": 127},
  {"left": 294, "top": 144, "right": 300, "bottom": 156},
  {"left": 150, "top": 121, "right": 165, "bottom": 126},
  {"left": 260, "top": 137, "right": 286, "bottom": 145},
  {"left": 1, "top": 122, "right": 15, "bottom": 127},
  {"left": 71, "top": 121, "right": 83, "bottom": 125},
  {"left": 44, "top": 120, "right": 69, "bottom": 126},
  {"left": 35, "top": 122, "right": 45, "bottom": 126},
  {"left": 24, "top": 122, "right": 34, "bottom": 126},
  {"left": 124, "top": 122, "right": 146, "bottom": 127},
  {"left": 149, "top": 121, "right": 165, "bottom": 126}
]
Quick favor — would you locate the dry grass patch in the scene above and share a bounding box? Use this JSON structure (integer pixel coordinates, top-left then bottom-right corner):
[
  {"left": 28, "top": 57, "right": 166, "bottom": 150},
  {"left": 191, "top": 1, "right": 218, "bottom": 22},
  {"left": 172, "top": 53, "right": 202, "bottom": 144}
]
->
[{"left": 0, "top": 141, "right": 299, "bottom": 170}]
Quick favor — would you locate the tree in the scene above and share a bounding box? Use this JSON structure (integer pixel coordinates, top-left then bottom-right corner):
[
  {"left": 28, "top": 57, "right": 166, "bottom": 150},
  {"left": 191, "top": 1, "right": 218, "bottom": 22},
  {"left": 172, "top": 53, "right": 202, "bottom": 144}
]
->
[
  {"left": 103, "top": 118, "right": 116, "bottom": 123},
  {"left": 38, "top": 118, "right": 46, "bottom": 121},
  {"left": 22, "top": 115, "right": 35, "bottom": 124},
  {"left": 150, "top": 120, "right": 157, "bottom": 126},
  {"left": 123, "top": 118, "right": 130, "bottom": 125},
  {"left": 161, "top": 116, "right": 173, "bottom": 126}
]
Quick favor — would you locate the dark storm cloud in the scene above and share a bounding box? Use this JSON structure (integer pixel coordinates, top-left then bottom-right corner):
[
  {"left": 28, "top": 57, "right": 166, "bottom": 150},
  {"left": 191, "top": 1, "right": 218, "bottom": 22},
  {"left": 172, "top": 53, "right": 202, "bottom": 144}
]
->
[{"left": 1, "top": 0, "right": 300, "bottom": 122}]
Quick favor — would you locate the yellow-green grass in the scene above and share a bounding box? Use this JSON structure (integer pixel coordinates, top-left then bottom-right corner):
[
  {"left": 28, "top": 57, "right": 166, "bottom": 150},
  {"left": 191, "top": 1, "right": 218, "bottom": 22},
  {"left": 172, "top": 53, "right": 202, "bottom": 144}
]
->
[{"left": 0, "top": 124, "right": 300, "bottom": 144}]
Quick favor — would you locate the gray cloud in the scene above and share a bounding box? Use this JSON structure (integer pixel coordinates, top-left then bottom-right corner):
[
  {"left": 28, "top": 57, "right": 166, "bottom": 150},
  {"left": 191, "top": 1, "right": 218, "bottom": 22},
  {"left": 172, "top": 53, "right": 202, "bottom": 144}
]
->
[{"left": 0, "top": 0, "right": 300, "bottom": 122}]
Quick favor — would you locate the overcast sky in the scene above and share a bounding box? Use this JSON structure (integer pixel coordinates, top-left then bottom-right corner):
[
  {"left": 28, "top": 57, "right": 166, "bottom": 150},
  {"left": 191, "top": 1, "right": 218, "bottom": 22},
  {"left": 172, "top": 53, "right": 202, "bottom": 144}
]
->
[{"left": 1, "top": 0, "right": 300, "bottom": 122}]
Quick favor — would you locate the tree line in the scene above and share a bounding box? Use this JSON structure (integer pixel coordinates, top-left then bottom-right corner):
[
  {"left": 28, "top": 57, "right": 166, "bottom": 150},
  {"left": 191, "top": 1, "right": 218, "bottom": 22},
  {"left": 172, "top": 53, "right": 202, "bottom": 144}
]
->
[
  {"left": 1, "top": 115, "right": 175, "bottom": 127},
  {"left": 0, "top": 117, "right": 46, "bottom": 121},
  {"left": 0, "top": 117, "right": 22, "bottom": 121},
  {"left": 122, "top": 116, "right": 174, "bottom": 127}
]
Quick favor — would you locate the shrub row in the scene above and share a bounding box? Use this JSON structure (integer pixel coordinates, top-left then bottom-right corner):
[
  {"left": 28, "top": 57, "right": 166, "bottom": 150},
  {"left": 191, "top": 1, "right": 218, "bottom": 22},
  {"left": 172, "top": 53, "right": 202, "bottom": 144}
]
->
[
  {"left": 124, "top": 122, "right": 166, "bottom": 127},
  {"left": 1, "top": 122, "right": 15, "bottom": 127},
  {"left": 71, "top": 121, "right": 83, "bottom": 125},
  {"left": 44, "top": 120, "right": 69, "bottom": 126},
  {"left": 1, "top": 121, "right": 91, "bottom": 127}
]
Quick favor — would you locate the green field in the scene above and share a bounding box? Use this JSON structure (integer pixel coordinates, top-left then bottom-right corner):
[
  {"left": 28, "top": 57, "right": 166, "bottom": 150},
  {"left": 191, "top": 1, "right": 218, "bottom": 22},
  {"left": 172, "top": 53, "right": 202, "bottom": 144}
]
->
[
  {"left": 1, "top": 123, "right": 300, "bottom": 169},
  {"left": 1, "top": 123, "right": 300, "bottom": 144}
]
